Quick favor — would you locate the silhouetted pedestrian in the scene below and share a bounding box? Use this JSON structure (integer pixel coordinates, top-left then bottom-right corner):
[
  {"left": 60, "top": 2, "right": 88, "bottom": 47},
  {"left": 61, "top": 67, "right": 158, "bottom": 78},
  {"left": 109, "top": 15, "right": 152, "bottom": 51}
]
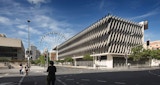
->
[
  {"left": 25, "top": 65, "right": 29, "bottom": 75},
  {"left": 19, "top": 63, "right": 23, "bottom": 74},
  {"left": 47, "top": 61, "right": 56, "bottom": 85}
]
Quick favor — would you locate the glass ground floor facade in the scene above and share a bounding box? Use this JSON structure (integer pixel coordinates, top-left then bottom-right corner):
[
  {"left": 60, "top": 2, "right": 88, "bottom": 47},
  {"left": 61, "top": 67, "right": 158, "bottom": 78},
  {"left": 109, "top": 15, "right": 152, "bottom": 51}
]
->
[{"left": 0, "top": 46, "right": 25, "bottom": 60}]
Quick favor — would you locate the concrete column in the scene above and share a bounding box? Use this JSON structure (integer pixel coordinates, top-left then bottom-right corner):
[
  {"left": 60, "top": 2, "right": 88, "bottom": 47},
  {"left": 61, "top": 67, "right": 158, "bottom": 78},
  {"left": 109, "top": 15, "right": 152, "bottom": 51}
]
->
[
  {"left": 93, "top": 56, "right": 96, "bottom": 68},
  {"left": 107, "top": 55, "right": 113, "bottom": 68},
  {"left": 74, "top": 59, "right": 77, "bottom": 66}
]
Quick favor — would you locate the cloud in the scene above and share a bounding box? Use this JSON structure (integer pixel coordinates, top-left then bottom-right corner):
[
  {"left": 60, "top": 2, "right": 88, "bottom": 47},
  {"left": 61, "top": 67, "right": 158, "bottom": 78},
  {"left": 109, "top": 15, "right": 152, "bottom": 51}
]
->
[
  {"left": 17, "top": 24, "right": 42, "bottom": 35},
  {"left": 29, "top": 27, "right": 42, "bottom": 35},
  {"left": 33, "top": 15, "right": 73, "bottom": 33},
  {"left": 27, "top": 0, "right": 49, "bottom": 8},
  {"left": 0, "top": 16, "right": 12, "bottom": 25},
  {"left": 0, "top": 0, "right": 75, "bottom": 51},
  {"left": 99, "top": 0, "right": 104, "bottom": 9},
  {"left": 17, "top": 31, "right": 28, "bottom": 36},
  {"left": 130, "top": 8, "right": 160, "bottom": 20},
  {"left": 28, "top": 0, "right": 47, "bottom": 4},
  {"left": 17, "top": 25, "right": 27, "bottom": 29}
]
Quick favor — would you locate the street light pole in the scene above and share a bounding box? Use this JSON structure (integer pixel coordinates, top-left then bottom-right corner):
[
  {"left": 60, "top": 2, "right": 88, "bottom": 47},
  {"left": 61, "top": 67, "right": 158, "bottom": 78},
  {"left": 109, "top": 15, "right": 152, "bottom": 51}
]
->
[
  {"left": 56, "top": 46, "right": 58, "bottom": 60},
  {"left": 125, "top": 33, "right": 134, "bottom": 67},
  {"left": 46, "top": 48, "right": 49, "bottom": 67},
  {"left": 27, "top": 20, "right": 31, "bottom": 67}
]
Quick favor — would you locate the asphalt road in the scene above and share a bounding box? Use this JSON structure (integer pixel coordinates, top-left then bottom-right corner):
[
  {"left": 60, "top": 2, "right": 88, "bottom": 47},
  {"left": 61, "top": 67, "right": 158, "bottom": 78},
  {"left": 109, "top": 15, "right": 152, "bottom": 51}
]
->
[{"left": 0, "top": 66, "right": 160, "bottom": 85}]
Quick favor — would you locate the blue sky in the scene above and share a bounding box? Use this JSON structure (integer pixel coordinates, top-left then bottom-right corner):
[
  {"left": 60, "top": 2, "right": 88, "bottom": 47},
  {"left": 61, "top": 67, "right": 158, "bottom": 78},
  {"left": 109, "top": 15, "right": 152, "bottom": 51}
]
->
[{"left": 0, "top": 0, "right": 160, "bottom": 51}]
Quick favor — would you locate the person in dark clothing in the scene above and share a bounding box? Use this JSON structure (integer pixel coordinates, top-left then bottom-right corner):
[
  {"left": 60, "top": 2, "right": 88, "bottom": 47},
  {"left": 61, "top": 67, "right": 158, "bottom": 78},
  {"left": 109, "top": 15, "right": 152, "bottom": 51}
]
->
[{"left": 47, "top": 61, "right": 57, "bottom": 85}]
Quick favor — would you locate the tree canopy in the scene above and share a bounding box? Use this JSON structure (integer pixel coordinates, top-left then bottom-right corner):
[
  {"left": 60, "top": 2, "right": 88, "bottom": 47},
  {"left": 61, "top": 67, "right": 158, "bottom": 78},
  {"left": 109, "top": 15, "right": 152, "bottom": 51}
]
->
[
  {"left": 64, "top": 57, "right": 73, "bottom": 62},
  {"left": 83, "top": 54, "right": 93, "bottom": 61},
  {"left": 129, "top": 45, "right": 160, "bottom": 61}
]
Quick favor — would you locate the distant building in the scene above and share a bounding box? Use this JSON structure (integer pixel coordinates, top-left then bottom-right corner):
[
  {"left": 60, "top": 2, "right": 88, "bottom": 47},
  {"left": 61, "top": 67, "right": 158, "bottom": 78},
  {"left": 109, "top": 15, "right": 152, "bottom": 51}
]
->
[
  {"left": 0, "top": 34, "right": 25, "bottom": 60},
  {"left": 25, "top": 45, "right": 41, "bottom": 60},
  {"left": 49, "top": 51, "right": 56, "bottom": 61},
  {"left": 144, "top": 40, "right": 160, "bottom": 50},
  {"left": 0, "top": 34, "right": 6, "bottom": 37}
]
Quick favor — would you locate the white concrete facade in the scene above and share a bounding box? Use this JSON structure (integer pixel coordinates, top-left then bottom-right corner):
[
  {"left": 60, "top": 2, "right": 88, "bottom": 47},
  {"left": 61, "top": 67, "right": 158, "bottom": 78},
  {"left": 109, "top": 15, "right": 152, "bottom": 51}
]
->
[{"left": 57, "top": 15, "right": 148, "bottom": 68}]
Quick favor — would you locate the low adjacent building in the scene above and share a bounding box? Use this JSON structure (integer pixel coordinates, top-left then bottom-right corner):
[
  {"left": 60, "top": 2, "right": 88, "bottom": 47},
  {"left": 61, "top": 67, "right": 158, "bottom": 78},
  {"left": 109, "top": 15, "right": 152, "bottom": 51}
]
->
[
  {"left": 144, "top": 40, "right": 160, "bottom": 50},
  {"left": 0, "top": 34, "right": 25, "bottom": 60},
  {"left": 49, "top": 51, "right": 56, "bottom": 61},
  {"left": 143, "top": 40, "right": 160, "bottom": 66}
]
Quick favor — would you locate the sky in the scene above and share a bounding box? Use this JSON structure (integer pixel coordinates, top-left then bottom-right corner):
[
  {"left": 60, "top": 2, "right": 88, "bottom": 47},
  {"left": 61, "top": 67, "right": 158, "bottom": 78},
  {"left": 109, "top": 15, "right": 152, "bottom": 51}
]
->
[{"left": 0, "top": 0, "right": 160, "bottom": 52}]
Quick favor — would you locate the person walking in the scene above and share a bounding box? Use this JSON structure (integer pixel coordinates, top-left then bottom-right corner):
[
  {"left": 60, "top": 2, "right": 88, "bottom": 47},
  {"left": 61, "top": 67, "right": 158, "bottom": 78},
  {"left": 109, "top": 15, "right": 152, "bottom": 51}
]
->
[
  {"left": 47, "top": 61, "right": 57, "bottom": 85},
  {"left": 19, "top": 63, "right": 23, "bottom": 74},
  {"left": 25, "top": 65, "right": 29, "bottom": 75}
]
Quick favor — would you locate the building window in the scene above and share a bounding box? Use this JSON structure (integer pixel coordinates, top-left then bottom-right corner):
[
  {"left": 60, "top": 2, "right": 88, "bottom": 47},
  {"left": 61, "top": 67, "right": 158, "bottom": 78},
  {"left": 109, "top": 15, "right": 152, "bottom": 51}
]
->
[{"left": 100, "top": 56, "right": 107, "bottom": 60}]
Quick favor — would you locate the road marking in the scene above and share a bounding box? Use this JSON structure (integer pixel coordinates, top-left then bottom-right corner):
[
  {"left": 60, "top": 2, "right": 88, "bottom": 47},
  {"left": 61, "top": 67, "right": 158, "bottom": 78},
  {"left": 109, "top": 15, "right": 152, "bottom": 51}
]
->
[
  {"left": 66, "top": 79, "right": 74, "bottom": 81},
  {"left": 18, "top": 75, "right": 25, "bottom": 85},
  {"left": 81, "top": 79, "right": 90, "bottom": 81},
  {"left": 97, "top": 80, "right": 107, "bottom": 83},
  {"left": 57, "top": 78, "right": 67, "bottom": 85},
  {"left": 148, "top": 70, "right": 160, "bottom": 76},
  {"left": 114, "top": 82, "right": 126, "bottom": 84}
]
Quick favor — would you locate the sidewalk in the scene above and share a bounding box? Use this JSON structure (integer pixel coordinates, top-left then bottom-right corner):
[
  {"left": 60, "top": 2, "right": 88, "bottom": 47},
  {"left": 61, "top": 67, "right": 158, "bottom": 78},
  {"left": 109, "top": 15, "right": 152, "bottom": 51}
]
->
[
  {"left": 56, "top": 64, "right": 160, "bottom": 72},
  {"left": 1, "top": 65, "right": 159, "bottom": 74},
  {"left": 0, "top": 65, "right": 47, "bottom": 74},
  {"left": 0, "top": 67, "right": 20, "bottom": 76}
]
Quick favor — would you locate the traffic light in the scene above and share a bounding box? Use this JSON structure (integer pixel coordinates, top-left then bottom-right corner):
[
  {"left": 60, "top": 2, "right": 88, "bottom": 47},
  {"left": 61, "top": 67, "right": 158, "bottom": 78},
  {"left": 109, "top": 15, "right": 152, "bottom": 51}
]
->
[
  {"left": 26, "top": 50, "right": 29, "bottom": 54},
  {"left": 30, "top": 51, "right": 32, "bottom": 55},
  {"left": 26, "top": 50, "right": 32, "bottom": 55},
  {"left": 147, "top": 40, "right": 150, "bottom": 46},
  {"left": 44, "top": 54, "right": 47, "bottom": 61}
]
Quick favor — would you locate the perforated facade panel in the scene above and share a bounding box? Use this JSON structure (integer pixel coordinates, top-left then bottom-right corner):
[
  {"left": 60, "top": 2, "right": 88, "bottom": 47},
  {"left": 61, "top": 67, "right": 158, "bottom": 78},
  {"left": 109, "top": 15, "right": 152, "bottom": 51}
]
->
[{"left": 58, "top": 15, "right": 146, "bottom": 59}]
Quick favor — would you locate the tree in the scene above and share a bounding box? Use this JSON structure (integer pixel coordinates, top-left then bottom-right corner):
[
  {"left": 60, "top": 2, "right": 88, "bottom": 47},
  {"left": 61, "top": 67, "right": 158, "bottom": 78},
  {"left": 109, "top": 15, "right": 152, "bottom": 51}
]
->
[
  {"left": 83, "top": 54, "right": 93, "bottom": 61},
  {"left": 39, "top": 55, "right": 45, "bottom": 66},
  {"left": 156, "top": 49, "right": 160, "bottom": 59},
  {"left": 64, "top": 57, "right": 73, "bottom": 62},
  {"left": 129, "top": 45, "right": 144, "bottom": 61},
  {"left": 130, "top": 45, "right": 160, "bottom": 67},
  {"left": 148, "top": 49, "right": 160, "bottom": 60},
  {"left": 56, "top": 60, "right": 65, "bottom": 65}
]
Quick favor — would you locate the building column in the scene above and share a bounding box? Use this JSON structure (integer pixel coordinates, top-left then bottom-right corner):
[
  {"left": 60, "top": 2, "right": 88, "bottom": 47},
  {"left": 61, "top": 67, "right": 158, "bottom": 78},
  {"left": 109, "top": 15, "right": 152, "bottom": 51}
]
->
[
  {"left": 74, "top": 58, "right": 77, "bottom": 66},
  {"left": 93, "top": 56, "right": 96, "bottom": 68},
  {"left": 106, "top": 55, "right": 113, "bottom": 68}
]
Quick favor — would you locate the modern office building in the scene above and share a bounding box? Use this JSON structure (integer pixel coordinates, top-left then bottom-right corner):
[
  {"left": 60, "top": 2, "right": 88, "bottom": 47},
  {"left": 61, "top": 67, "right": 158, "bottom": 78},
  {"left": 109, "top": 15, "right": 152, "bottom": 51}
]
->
[
  {"left": 0, "top": 34, "right": 25, "bottom": 60},
  {"left": 57, "top": 15, "right": 148, "bottom": 68}
]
